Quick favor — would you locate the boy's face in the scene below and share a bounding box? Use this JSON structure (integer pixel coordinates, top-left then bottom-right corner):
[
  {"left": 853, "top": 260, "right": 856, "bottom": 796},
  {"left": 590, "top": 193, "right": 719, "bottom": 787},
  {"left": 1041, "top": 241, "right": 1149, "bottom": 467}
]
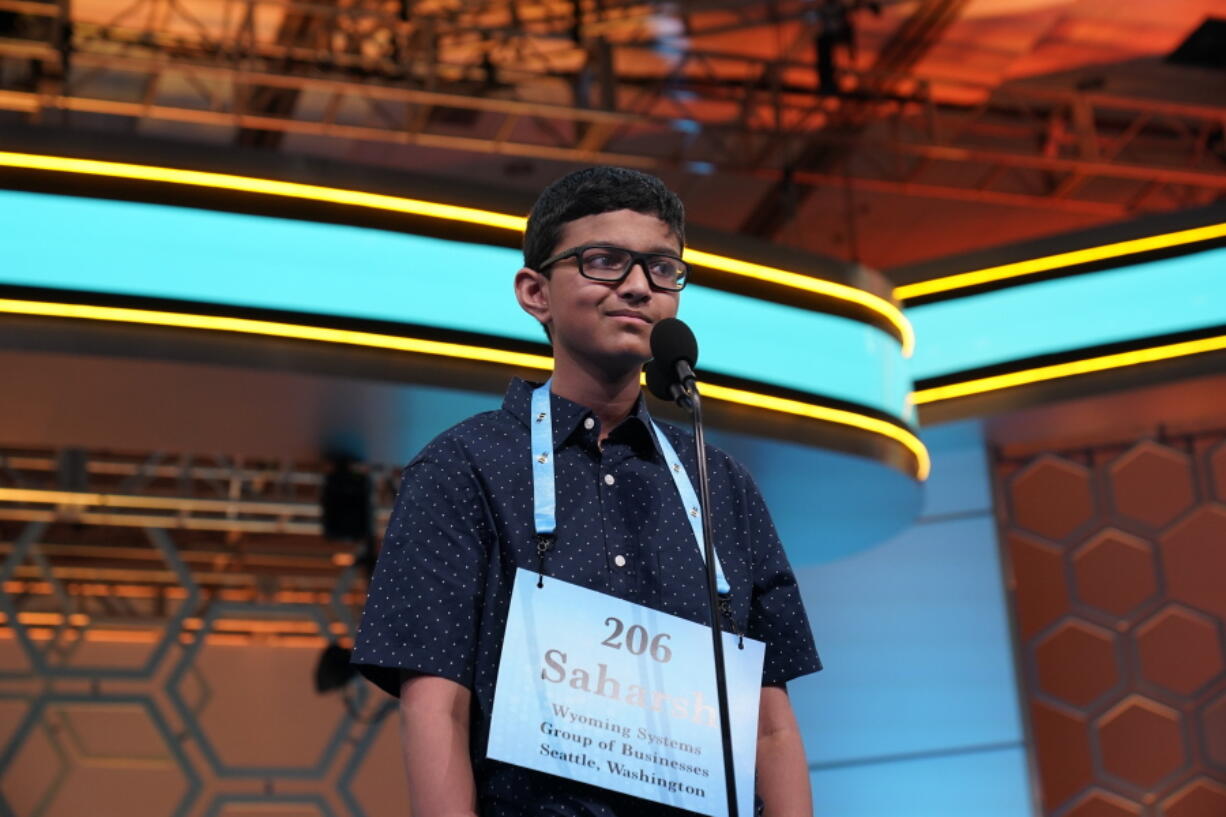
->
[{"left": 530, "top": 209, "right": 682, "bottom": 376}]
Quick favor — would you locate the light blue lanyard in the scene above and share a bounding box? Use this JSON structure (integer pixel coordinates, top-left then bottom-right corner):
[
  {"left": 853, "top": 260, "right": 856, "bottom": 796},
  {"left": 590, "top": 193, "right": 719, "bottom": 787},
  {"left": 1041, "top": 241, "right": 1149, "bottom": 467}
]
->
[{"left": 530, "top": 380, "right": 730, "bottom": 595}]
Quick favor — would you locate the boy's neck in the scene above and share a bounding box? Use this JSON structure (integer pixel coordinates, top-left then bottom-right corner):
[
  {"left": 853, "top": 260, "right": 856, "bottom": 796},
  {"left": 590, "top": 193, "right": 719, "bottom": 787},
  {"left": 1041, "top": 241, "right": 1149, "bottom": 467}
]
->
[{"left": 548, "top": 354, "right": 643, "bottom": 441}]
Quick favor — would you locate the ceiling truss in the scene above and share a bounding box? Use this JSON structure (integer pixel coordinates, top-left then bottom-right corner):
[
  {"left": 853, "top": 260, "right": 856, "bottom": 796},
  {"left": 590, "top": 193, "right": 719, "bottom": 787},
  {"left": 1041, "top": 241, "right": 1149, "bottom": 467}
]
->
[{"left": 0, "top": 0, "right": 1224, "bottom": 220}]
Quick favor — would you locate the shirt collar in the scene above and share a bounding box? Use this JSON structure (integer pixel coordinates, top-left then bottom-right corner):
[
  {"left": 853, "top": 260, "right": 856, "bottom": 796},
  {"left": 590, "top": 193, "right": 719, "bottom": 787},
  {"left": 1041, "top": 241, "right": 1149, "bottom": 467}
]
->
[{"left": 503, "top": 377, "right": 664, "bottom": 459}]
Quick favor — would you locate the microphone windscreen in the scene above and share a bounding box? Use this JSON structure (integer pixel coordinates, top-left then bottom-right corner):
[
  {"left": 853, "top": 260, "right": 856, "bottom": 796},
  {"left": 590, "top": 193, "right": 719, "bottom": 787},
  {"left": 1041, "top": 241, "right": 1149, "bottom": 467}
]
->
[
  {"left": 649, "top": 318, "right": 699, "bottom": 375},
  {"left": 644, "top": 359, "right": 674, "bottom": 402}
]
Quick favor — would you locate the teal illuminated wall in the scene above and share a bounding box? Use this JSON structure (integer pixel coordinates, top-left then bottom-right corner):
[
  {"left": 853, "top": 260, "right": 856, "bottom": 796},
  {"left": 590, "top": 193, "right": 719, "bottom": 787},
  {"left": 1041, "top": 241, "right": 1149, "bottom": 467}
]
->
[
  {"left": 0, "top": 189, "right": 912, "bottom": 423},
  {"left": 907, "top": 247, "right": 1226, "bottom": 382},
  {"left": 789, "top": 422, "right": 1031, "bottom": 817}
]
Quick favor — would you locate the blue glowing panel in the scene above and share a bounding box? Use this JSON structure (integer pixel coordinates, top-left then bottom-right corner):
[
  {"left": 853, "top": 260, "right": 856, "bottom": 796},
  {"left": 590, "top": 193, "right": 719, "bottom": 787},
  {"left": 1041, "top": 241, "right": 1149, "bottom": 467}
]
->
[
  {"left": 790, "top": 514, "right": 1023, "bottom": 760},
  {"left": 0, "top": 190, "right": 911, "bottom": 421},
  {"left": 2, "top": 190, "right": 532, "bottom": 340},
  {"left": 809, "top": 745, "right": 1033, "bottom": 817},
  {"left": 782, "top": 421, "right": 1024, "bottom": 761},
  {"left": 915, "top": 421, "right": 991, "bottom": 518},
  {"left": 705, "top": 427, "right": 922, "bottom": 565},
  {"left": 734, "top": 419, "right": 1031, "bottom": 809},
  {"left": 908, "top": 247, "right": 1226, "bottom": 380},
  {"left": 682, "top": 289, "right": 912, "bottom": 425}
]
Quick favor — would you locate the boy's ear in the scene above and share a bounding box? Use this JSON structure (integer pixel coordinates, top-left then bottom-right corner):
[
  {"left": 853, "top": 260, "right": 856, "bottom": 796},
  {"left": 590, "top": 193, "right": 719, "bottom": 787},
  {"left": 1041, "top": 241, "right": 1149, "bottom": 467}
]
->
[{"left": 514, "top": 267, "right": 551, "bottom": 330}]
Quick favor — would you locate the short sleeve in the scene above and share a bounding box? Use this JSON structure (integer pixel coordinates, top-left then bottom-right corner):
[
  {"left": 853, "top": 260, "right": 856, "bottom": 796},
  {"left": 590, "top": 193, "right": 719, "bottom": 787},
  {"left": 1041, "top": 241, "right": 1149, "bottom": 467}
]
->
[
  {"left": 739, "top": 468, "right": 823, "bottom": 686},
  {"left": 350, "top": 441, "right": 493, "bottom": 697}
]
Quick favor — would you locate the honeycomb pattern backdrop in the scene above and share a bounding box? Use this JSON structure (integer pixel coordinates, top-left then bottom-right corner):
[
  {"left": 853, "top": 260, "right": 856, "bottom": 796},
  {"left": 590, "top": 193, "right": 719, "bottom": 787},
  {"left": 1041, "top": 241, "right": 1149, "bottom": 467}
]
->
[
  {"left": 995, "top": 431, "right": 1226, "bottom": 817},
  {"left": 0, "top": 516, "right": 410, "bottom": 817}
]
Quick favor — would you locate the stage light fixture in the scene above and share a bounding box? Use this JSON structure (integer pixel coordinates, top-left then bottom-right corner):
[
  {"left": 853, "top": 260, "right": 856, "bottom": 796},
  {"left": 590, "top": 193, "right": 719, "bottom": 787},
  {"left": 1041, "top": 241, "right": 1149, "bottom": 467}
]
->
[
  {"left": 321, "top": 456, "right": 373, "bottom": 543},
  {"left": 314, "top": 642, "right": 358, "bottom": 693}
]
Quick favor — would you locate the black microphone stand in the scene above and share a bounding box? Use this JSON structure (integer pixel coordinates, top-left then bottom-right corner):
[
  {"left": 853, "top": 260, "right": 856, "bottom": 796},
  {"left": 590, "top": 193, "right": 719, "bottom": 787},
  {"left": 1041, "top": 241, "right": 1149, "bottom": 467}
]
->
[{"left": 671, "top": 368, "right": 740, "bottom": 817}]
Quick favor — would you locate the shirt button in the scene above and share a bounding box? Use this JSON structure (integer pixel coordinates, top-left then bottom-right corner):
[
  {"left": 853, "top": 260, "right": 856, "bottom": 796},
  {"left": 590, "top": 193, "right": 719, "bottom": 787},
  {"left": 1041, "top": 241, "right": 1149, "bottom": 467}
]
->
[
  {"left": 584, "top": 417, "right": 595, "bottom": 430},
  {"left": 614, "top": 555, "right": 627, "bottom": 567},
  {"left": 604, "top": 474, "right": 615, "bottom": 486}
]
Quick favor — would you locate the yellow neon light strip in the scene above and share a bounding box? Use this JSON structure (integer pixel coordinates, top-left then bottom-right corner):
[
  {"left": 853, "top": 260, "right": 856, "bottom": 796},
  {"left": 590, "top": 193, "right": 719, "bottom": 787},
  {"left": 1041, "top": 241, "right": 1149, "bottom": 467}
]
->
[
  {"left": 0, "top": 151, "right": 914, "bottom": 356},
  {"left": 1, "top": 298, "right": 556, "bottom": 370},
  {"left": 895, "top": 222, "right": 1226, "bottom": 302},
  {"left": 684, "top": 249, "right": 914, "bottom": 355},
  {"left": 0, "top": 298, "right": 929, "bottom": 479},
  {"left": 0, "top": 150, "right": 529, "bottom": 231},
  {"left": 700, "top": 382, "right": 930, "bottom": 480},
  {"left": 911, "top": 334, "right": 1226, "bottom": 406}
]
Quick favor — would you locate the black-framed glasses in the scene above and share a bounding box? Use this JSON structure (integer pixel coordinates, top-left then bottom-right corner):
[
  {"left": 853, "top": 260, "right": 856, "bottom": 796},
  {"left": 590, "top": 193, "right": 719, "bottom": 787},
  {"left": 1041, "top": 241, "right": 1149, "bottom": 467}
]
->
[{"left": 539, "top": 244, "right": 690, "bottom": 291}]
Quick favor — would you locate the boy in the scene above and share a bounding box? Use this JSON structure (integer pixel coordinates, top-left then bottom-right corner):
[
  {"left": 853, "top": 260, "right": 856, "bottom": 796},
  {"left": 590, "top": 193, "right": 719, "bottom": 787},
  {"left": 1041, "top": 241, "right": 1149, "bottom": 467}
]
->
[{"left": 352, "top": 167, "right": 820, "bottom": 816}]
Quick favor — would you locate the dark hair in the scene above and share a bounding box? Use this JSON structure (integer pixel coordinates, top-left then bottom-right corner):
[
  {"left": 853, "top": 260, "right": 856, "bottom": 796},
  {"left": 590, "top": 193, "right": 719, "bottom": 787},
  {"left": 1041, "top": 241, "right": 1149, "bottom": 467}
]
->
[{"left": 523, "top": 167, "right": 686, "bottom": 271}]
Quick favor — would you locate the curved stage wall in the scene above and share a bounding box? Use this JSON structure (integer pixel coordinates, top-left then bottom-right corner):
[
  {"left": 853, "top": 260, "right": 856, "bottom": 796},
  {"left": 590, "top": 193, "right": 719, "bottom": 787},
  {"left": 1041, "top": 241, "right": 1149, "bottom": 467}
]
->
[
  {"left": 899, "top": 208, "right": 1226, "bottom": 421},
  {"left": 3, "top": 148, "right": 1222, "bottom": 472},
  {"left": 0, "top": 188, "right": 914, "bottom": 428},
  {"left": 0, "top": 150, "right": 926, "bottom": 482}
]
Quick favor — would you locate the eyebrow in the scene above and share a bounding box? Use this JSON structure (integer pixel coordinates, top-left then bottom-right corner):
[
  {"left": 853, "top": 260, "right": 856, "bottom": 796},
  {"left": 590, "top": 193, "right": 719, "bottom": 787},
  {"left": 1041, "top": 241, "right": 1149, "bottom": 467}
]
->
[{"left": 588, "top": 242, "right": 681, "bottom": 255}]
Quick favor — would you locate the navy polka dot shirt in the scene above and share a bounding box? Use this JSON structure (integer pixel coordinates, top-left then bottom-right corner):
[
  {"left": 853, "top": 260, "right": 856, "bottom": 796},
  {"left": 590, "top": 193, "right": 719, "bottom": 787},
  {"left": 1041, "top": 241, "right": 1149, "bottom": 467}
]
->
[{"left": 352, "top": 378, "right": 821, "bottom": 816}]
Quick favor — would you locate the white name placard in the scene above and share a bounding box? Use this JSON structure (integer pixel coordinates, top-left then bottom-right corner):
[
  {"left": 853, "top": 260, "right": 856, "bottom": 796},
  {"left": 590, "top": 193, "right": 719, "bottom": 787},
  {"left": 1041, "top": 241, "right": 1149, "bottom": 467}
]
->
[{"left": 487, "top": 568, "right": 764, "bottom": 817}]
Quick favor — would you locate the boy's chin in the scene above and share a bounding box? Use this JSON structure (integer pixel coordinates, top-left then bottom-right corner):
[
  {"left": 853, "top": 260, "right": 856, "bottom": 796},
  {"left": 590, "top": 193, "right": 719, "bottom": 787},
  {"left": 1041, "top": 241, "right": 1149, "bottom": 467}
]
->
[
  {"left": 590, "top": 347, "right": 652, "bottom": 378},
  {"left": 592, "top": 335, "right": 651, "bottom": 362},
  {"left": 558, "top": 336, "right": 651, "bottom": 376}
]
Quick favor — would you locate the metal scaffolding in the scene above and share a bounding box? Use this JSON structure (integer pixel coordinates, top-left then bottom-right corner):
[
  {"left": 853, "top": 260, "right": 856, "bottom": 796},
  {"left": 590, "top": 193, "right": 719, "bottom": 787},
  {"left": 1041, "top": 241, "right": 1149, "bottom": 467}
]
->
[
  {"left": 0, "top": 446, "right": 397, "bottom": 535},
  {"left": 0, "top": 445, "right": 387, "bottom": 640},
  {"left": 1, "top": 0, "right": 1224, "bottom": 223}
]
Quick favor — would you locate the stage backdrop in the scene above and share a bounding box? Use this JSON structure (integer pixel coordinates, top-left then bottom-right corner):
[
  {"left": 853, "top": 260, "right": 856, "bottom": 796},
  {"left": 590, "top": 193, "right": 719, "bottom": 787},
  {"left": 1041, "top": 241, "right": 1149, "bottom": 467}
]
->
[
  {"left": 0, "top": 416, "right": 1031, "bottom": 817},
  {"left": 0, "top": 152, "right": 1064, "bottom": 817},
  {"left": 993, "top": 426, "right": 1226, "bottom": 817}
]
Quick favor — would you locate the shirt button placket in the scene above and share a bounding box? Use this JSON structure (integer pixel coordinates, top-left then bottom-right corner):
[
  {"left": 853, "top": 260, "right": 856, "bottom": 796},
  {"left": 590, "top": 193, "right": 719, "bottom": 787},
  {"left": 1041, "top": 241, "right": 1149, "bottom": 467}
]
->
[{"left": 599, "top": 453, "right": 628, "bottom": 593}]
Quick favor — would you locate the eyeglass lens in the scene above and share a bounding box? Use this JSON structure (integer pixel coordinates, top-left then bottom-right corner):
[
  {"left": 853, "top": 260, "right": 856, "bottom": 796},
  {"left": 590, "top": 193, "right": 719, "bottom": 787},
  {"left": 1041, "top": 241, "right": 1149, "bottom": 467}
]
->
[{"left": 579, "top": 247, "right": 687, "bottom": 289}]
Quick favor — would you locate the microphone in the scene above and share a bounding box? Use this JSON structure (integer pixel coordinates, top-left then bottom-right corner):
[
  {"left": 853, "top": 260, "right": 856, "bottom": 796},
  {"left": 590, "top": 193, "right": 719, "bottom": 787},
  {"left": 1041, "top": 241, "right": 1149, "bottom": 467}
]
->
[
  {"left": 646, "top": 318, "right": 699, "bottom": 405},
  {"left": 644, "top": 316, "right": 741, "bottom": 817}
]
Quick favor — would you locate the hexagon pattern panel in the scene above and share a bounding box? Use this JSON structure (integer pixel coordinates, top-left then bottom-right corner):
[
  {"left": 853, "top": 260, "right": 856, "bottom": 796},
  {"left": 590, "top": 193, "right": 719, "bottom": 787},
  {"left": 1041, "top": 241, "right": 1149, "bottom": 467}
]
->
[
  {"left": 997, "top": 434, "right": 1226, "bottom": 817},
  {"left": 0, "top": 449, "right": 410, "bottom": 817}
]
